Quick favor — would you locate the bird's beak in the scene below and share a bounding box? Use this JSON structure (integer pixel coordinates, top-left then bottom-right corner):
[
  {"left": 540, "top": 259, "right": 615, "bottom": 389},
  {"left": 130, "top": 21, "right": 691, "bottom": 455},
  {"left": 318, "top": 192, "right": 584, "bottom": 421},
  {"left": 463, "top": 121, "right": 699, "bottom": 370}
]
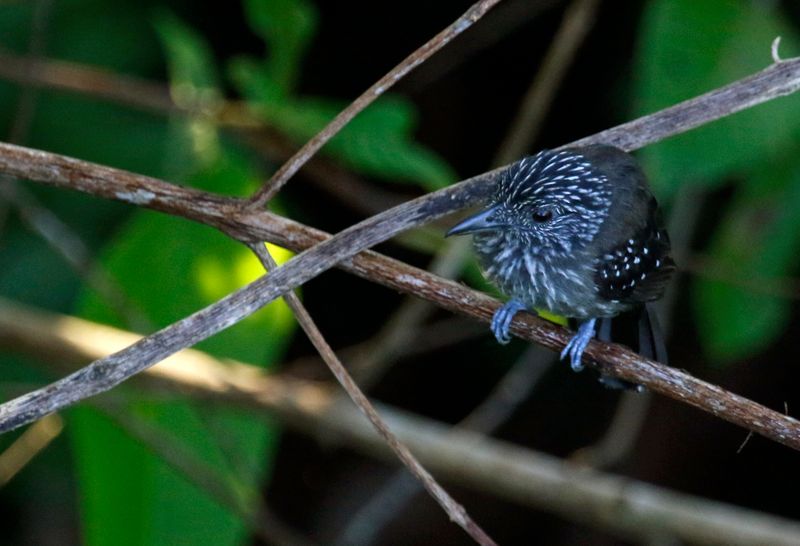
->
[{"left": 446, "top": 205, "right": 504, "bottom": 237}]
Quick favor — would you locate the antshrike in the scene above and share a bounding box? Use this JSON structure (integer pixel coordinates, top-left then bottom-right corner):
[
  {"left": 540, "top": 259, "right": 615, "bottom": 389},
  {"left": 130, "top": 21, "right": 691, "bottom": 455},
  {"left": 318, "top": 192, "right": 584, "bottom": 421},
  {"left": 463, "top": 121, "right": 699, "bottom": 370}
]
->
[{"left": 447, "top": 145, "right": 675, "bottom": 387}]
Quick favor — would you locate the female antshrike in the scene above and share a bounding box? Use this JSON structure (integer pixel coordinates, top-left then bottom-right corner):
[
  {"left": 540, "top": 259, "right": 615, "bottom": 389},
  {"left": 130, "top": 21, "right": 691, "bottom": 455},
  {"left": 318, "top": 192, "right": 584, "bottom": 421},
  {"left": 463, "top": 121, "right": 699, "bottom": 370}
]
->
[{"left": 447, "top": 145, "right": 675, "bottom": 386}]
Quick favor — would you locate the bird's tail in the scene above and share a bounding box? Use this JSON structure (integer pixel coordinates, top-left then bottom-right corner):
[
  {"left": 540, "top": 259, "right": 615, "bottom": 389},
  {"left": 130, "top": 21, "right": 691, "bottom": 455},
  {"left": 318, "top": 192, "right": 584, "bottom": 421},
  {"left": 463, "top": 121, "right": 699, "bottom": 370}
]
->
[
  {"left": 638, "top": 302, "right": 668, "bottom": 364},
  {"left": 596, "top": 303, "right": 667, "bottom": 390}
]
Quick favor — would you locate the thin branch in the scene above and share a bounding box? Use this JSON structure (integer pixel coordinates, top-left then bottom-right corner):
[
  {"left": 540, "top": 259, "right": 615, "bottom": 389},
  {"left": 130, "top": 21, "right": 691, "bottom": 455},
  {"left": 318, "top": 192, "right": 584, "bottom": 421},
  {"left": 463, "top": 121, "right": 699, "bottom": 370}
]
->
[
  {"left": 2, "top": 298, "right": 800, "bottom": 546},
  {"left": 568, "top": 56, "right": 800, "bottom": 151},
  {"left": 0, "top": 48, "right": 176, "bottom": 114},
  {"left": 338, "top": 345, "right": 556, "bottom": 546},
  {"left": 246, "top": 0, "right": 504, "bottom": 208},
  {"left": 342, "top": 0, "right": 602, "bottom": 446},
  {"left": 248, "top": 244, "right": 496, "bottom": 545},
  {"left": 2, "top": 57, "right": 800, "bottom": 448},
  {"left": 0, "top": 48, "right": 413, "bottom": 219},
  {"left": 0, "top": 413, "right": 62, "bottom": 485},
  {"left": 494, "top": 0, "right": 602, "bottom": 164},
  {"left": 350, "top": 237, "right": 474, "bottom": 387},
  {"left": 346, "top": 0, "right": 602, "bottom": 385}
]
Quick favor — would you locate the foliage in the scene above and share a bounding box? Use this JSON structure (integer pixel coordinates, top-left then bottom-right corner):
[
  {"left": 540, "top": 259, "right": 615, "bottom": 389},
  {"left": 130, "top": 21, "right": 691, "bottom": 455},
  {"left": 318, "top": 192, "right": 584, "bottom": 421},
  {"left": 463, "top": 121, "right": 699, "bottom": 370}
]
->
[
  {"left": 229, "top": 0, "right": 456, "bottom": 190},
  {"left": 0, "top": 0, "right": 458, "bottom": 543},
  {"left": 1, "top": 0, "right": 800, "bottom": 544},
  {"left": 632, "top": 0, "right": 800, "bottom": 362}
]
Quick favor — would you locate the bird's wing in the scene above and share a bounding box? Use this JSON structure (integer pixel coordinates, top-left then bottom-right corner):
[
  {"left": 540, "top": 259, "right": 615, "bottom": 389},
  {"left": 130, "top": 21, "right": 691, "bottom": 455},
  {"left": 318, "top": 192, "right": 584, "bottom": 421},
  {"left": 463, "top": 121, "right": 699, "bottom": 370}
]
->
[{"left": 594, "top": 216, "right": 675, "bottom": 305}]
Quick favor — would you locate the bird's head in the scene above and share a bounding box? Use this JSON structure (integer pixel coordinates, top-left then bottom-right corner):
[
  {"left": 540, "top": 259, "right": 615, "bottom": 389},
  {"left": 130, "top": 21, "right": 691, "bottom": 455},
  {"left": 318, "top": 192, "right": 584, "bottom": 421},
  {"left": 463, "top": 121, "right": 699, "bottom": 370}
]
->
[{"left": 447, "top": 148, "right": 614, "bottom": 259}]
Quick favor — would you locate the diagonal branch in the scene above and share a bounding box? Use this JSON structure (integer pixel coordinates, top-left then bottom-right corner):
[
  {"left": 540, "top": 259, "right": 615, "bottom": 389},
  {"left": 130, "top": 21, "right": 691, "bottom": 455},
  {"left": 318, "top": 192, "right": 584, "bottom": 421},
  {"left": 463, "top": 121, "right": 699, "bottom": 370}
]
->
[
  {"left": 248, "top": 244, "right": 495, "bottom": 545},
  {"left": 246, "top": 0, "right": 503, "bottom": 207},
  {"left": 2, "top": 298, "right": 800, "bottom": 546},
  {"left": 1, "top": 57, "right": 800, "bottom": 448}
]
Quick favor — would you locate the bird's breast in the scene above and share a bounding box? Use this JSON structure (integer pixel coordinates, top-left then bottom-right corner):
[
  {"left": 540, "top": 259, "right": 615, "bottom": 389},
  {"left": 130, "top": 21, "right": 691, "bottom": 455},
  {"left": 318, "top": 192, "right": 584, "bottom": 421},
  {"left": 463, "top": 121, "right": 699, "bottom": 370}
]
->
[{"left": 474, "top": 235, "right": 627, "bottom": 319}]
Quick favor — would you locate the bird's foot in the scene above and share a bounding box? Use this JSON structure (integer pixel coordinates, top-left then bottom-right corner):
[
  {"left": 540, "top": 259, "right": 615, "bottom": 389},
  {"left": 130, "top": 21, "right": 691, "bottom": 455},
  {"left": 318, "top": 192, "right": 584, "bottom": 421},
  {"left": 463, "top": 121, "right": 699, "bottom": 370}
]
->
[
  {"left": 490, "top": 299, "right": 529, "bottom": 344},
  {"left": 560, "top": 318, "right": 597, "bottom": 372}
]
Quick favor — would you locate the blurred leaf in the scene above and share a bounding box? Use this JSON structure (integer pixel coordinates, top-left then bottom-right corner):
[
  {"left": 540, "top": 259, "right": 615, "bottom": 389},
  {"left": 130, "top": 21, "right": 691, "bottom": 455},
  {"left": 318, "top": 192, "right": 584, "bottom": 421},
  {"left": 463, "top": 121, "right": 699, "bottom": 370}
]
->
[
  {"left": 694, "top": 158, "right": 800, "bottom": 362},
  {"left": 229, "top": 0, "right": 455, "bottom": 190},
  {"left": 70, "top": 24, "right": 295, "bottom": 545},
  {"left": 0, "top": 2, "right": 35, "bottom": 52},
  {"left": 228, "top": 52, "right": 288, "bottom": 107},
  {"left": 274, "top": 95, "right": 456, "bottom": 190},
  {"left": 632, "top": 0, "right": 800, "bottom": 197},
  {"left": 153, "top": 9, "right": 222, "bottom": 109},
  {"left": 48, "top": 0, "right": 162, "bottom": 72},
  {"left": 230, "top": 57, "right": 456, "bottom": 189},
  {"left": 72, "top": 147, "right": 294, "bottom": 546},
  {"left": 243, "top": 0, "right": 317, "bottom": 95}
]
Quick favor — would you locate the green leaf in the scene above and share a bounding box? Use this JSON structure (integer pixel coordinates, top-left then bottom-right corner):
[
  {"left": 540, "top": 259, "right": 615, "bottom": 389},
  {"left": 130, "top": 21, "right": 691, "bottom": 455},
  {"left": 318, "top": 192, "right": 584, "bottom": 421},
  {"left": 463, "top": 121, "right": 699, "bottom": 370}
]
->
[
  {"left": 153, "top": 9, "right": 222, "bottom": 109},
  {"left": 230, "top": 61, "right": 457, "bottom": 190},
  {"left": 71, "top": 99, "right": 294, "bottom": 546},
  {"left": 242, "top": 0, "right": 317, "bottom": 94},
  {"left": 48, "top": 0, "right": 162, "bottom": 72},
  {"left": 228, "top": 0, "right": 455, "bottom": 190},
  {"left": 632, "top": 0, "right": 800, "bottom": 197},
  {"left": 694, "top": 159, "right": 800, "bottom": 362}
]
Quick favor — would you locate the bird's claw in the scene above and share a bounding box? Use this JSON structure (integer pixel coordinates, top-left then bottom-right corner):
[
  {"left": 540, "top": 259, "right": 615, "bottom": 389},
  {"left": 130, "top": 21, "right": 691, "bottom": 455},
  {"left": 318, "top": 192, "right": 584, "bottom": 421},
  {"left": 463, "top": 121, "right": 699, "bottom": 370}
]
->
[
  {"left": 560, "top": 318, "right": 597, "bottom": 372},
  {"left": 490, "top": 299, "right": 529, "bottom": 344}
]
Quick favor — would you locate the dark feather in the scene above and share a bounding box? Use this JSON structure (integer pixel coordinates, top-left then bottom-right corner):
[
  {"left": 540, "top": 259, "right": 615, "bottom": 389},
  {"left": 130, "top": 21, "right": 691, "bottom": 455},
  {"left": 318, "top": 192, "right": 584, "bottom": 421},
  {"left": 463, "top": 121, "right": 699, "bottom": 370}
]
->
[{"left": 594, "top": 199, "right": 674, "bottom": 305}]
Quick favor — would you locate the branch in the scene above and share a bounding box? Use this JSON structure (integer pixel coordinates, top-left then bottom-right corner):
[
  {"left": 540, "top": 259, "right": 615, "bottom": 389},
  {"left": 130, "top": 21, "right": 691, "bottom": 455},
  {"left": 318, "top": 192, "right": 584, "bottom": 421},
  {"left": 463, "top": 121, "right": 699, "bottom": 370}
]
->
[
  {"left": 2, "top": 57, "right": 800, "bottom": 449},
  {"left": 494, "top": 0, "right": 601, "bottom": 164},
  {"left": 246, "top": 0, "right": 503, "bottom": 207},
  {"left": 248, "top": 245, "right": 495, "bottom": 545},
  {"left": 2, "top": 298, "right": 800, "bottom": 546}
]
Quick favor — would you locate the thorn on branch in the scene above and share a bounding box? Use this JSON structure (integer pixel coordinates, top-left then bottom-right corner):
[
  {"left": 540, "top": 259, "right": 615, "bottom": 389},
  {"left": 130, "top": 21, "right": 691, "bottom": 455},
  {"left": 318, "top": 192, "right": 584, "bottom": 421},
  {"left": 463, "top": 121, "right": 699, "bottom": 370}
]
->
[{"left": 772, "top": 36, "right": 783, "bottom": 64}]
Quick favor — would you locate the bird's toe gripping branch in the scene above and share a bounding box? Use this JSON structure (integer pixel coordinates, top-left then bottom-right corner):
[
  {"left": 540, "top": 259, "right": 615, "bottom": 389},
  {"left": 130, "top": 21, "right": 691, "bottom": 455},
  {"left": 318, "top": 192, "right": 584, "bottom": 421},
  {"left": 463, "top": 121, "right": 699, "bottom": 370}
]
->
[
  {"left": 490, "top": 299, "right": 529, "bottom": 344},
  {"left": 560, "top": 318, "right": 597, "bottom": 372}
]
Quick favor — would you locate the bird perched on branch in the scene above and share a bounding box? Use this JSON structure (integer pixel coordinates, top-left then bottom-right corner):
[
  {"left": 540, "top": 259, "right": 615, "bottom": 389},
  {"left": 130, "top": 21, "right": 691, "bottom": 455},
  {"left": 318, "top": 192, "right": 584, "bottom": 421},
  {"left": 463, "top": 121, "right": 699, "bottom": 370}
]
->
[{"left": 447, "top": 145, "right": 675, "bottom": 387}]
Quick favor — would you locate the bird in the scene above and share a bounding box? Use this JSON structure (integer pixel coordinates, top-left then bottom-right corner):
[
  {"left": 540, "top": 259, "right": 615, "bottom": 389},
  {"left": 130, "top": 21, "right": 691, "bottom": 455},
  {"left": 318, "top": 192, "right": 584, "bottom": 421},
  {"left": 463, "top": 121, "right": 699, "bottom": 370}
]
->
[{"left": 446, "top": 144, "right": 675, "bottom": 387}]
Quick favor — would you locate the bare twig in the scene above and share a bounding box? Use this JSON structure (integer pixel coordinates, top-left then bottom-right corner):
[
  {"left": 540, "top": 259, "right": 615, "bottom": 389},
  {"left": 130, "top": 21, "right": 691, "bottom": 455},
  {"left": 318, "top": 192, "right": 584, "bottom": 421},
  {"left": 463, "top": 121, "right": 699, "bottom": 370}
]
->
[
  {"left": 2, "top": 298, "right": 800, "bottom": 546},
  {"left": 494, "top": 0, "right": 602, "bottom": 164},
  {"left": 0, "top": 48, "right": 176, "bottom": 114},
  {"left": 248, "top": 244, "right": 496, "bottom": 545},
  {"left": 2, "top": 57, "right": 800, "bottom": 447},
  {"left": 0, "top": 162, "right": 794, "bottom": 449},
  {"left": 246, "top": 0, "right": 504, "bottom": 208},
  {"left": 338, "top": 345, "right": 555, "bottom": 546},
  {"left": 340, "top": 4, "right": 604, "bottom": 534},
  {"left": 350, "top": 237, "right": 474, "bottom": 387},
  {"left": 568, "top": 55, "right": 800, "bottom": 151},
  {"left": 0, "top": 413, "right": 62, "bottom": 485},
  {"left": 351, "top": 0, "right": 601, "bottom": 386}
]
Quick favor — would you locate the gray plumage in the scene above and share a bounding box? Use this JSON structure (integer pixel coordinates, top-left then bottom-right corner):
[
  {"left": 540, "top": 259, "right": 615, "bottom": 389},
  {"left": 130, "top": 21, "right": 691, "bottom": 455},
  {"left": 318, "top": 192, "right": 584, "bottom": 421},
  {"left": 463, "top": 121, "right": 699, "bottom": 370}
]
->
[{"left": 447, "top": 144, "right": 674, "bottom": 379}]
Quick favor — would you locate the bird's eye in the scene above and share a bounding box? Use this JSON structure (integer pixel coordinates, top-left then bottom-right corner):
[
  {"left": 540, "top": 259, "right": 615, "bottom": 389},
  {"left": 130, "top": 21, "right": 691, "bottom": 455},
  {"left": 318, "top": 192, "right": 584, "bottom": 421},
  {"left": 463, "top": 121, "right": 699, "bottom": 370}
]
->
[{"left": 532, "top": 209, "right": 553, "bottom": 223}]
